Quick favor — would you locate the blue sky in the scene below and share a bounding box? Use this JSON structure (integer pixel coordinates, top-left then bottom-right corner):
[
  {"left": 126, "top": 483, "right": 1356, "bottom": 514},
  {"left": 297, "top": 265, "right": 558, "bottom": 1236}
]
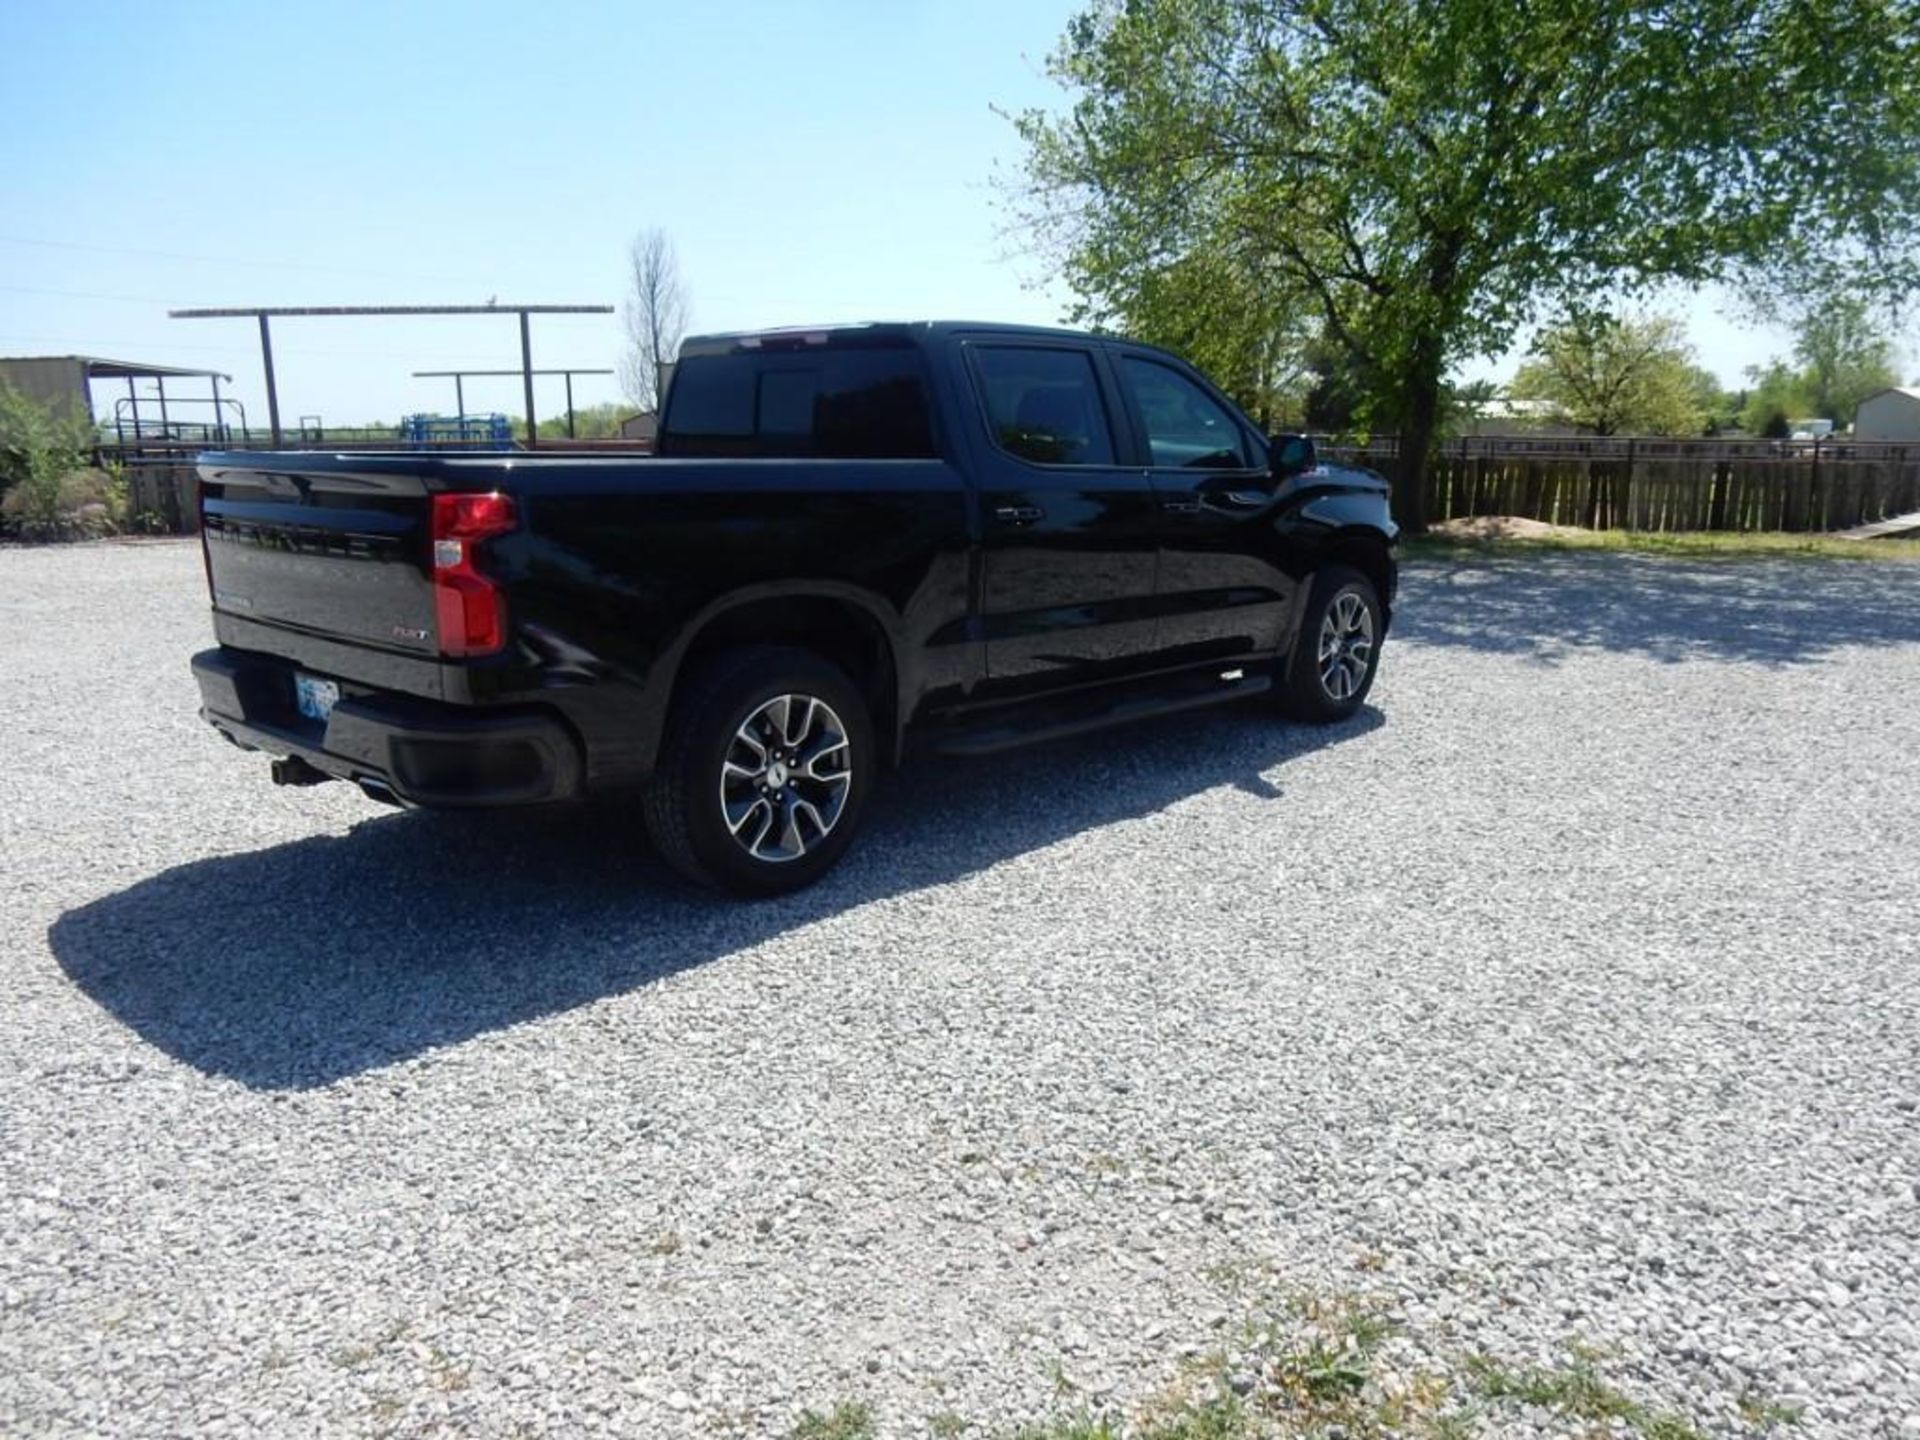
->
[
  {"left": 2, "top": 0, "right": 1076, "bottom": 425},
  {"left": 0, "top": 0, "right": 1859, "bottom": 428}
]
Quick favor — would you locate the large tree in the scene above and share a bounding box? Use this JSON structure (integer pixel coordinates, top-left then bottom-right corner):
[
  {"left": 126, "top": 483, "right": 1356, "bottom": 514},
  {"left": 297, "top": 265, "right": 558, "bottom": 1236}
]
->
[
  {"left": 1739, "top": 360, "right": 1811, "bottom": 436},
  {"left": 1012, "top": 0, "right": 1920, "bottom": 528},
  {"left": 620, "top": 228, "right": 689, "bottom": 418},
  {"left": 1736, "top": 299, "right": 1902, "bottom": 431},
  {"left": 1792, "top": 297, "right": 1901, "bottom": 425},
  {"left": 1508, "top": 313, "right": 1709, "bottom": 435},
  {"left": 1069, "top": 243, "right": 1318, "bottom": 425}
]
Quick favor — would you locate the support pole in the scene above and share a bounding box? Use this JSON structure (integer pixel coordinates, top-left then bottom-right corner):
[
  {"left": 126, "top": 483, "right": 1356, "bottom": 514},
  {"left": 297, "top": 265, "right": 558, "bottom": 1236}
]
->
[
  {"left": 258, "top": 312, "right": 283, "bottom": 447},
  {"left": 1810, "top": 436, "right": 1823, "bottom": 531},
  {"left": 210, "top": 374, "right": 224, "bottom": 442},
  {"left": 156, "top": 375, "right": 170, "bottom": 438},
  {"left": 565, "top": 371, "right": 576, "bottom": 438},
  {"left": 519, "top": 310, "right": 537, "bottom": 449},
  {"left": 125, "top": 376, "right": 137, "bottom": 447},
  {"left": 455, "top": 373, "right": 465, "bottom": 420}
]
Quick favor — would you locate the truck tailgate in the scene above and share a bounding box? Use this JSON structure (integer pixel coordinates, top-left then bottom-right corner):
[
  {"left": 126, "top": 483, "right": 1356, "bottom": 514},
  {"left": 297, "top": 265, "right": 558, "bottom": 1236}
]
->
[{"left": 200, "top": 456, "right": 440, "bottom": 657}]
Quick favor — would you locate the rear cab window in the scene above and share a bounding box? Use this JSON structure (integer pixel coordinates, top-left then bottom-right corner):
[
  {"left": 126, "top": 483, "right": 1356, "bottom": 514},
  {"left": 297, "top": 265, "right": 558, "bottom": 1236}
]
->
[
  {"left": 659, "top": 344, "right": 938, "bottom": 458},
  {"left": 969, "top": 346, "right": 1119, "bottom": 466}
]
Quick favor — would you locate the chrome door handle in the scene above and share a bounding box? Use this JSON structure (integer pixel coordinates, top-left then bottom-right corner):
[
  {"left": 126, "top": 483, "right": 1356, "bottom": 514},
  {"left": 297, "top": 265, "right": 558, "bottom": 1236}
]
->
[
  {"left": 1160, "top": 499, "right": 1202, "bottom": 515},
  {"left": 993, "top": 505, "right": 1044, "bottom": 525}
]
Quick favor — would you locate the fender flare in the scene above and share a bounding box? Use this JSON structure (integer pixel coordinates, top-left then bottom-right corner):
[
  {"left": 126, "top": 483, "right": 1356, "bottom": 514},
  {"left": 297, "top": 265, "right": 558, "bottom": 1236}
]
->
[{"left": 636, "top": 580, "right": 911, "bottom": 770}]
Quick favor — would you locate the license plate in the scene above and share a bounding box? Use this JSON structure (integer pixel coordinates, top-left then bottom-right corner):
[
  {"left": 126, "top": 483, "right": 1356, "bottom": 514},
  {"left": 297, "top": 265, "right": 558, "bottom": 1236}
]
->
[{"left": 293, "top": 673, "right": 340, "bottom": 722}]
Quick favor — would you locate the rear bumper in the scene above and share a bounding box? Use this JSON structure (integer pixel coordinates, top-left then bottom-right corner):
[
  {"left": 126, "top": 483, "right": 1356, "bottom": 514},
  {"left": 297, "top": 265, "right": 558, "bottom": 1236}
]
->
[{"left": 192, "top": 648, "right": 583, "bottom": 807}]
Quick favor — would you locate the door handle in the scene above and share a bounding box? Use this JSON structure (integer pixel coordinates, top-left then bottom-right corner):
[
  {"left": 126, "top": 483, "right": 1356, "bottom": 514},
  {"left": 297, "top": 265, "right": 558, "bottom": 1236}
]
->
[
  {"left": 1209, "top": 489, "right": 1274, "bottom": 510},
  {"left": 1160, "top": 499, "right": 1202, "bottom": 515},
  {"left": 993, "top": 505, "right": 1044, "bottom": 525}
]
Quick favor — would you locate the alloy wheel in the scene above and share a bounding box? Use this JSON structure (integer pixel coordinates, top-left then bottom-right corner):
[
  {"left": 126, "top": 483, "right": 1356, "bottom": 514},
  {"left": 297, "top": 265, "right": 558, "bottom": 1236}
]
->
[
  {"left": 718, "top": 693, "right": 854, "bottom": 863},
  {"left": 1316, "top": 590, "right": 1375, "bottom": 702}
]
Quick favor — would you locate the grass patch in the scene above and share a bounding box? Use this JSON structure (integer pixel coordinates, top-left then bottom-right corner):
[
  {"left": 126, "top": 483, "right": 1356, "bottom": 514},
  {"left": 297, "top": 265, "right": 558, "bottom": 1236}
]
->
[
  {"left": 790, "top": 1400, "right": 876, "bottom": 1440},
  {"left": 813, "top": 1289, "right": 1746, "bottom": 1440},
  {"left": 1403, "top": 529, "right": 1920, "bottom": 562},
  {"left": 1738, "top": 1391, "right": 1806, "bottom": 1429},
  {"left": 1003, "top": 1287, "right": 1730, "bottom": 1440},
  {"left": 1467, "top": 1352, "right": 1705, "bottom": 1439},
  {"left": 1015, "top": 1417, "right": 1124, "bottom": 1439}
]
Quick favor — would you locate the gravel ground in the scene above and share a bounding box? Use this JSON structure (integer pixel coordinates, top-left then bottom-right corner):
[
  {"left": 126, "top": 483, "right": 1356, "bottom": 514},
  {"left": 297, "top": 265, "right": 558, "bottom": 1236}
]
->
[{"left": 2, "top": 538, "right": 1917, "bottom": 1439}]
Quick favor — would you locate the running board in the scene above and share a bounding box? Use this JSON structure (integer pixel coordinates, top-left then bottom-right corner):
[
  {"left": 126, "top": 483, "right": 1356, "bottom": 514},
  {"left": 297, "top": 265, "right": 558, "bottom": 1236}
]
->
[{"left": 924, "top": 668, "right": 1272, "bottom": 757}]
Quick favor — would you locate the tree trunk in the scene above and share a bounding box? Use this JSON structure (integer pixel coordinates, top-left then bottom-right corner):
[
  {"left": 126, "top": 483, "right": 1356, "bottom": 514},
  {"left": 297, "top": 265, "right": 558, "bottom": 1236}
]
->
[{"left": 1394, "top": 357, "right": 1443, "bottom": 533}]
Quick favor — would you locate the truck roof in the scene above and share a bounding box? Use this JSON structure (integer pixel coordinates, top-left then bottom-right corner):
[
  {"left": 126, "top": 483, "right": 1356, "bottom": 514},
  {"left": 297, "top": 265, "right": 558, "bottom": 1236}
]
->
[{"left": 677, "top": 319, "right": 1179, "bottom": 358}]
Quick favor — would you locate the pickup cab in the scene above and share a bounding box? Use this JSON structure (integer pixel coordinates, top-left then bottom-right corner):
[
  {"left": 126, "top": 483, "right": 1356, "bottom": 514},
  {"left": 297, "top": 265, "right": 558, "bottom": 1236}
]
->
[{"left": 191, "top": 321, "right": 1396, "bottom": 895}]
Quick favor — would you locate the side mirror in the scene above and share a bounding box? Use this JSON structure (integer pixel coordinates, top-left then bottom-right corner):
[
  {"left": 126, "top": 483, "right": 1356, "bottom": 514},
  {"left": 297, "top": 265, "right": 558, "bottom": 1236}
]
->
[{"left": 1270, "top": 433, "right": 1316, "bottom": 478}]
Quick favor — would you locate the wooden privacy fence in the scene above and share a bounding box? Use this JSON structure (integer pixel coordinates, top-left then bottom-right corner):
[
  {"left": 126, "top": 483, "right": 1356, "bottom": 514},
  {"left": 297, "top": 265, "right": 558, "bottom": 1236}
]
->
[
  {"left": 124, "top": 461, "right": 201, "bottom": 533},
  {"left": 1322, "top": 436, "right": 1920, "bottom": 533},
  {"left": 103, "top": 435, "right": 1920, "bottom": 537}
]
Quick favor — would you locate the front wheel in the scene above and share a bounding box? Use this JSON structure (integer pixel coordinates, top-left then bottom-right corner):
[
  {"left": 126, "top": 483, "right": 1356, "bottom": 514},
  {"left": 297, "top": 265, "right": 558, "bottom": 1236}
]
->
[
  {"left": 1276, "top": 565, "right": 1383, "bottom": 722},
  {"left": 643, "top": 646, "right": 874, "bottom": 896}
]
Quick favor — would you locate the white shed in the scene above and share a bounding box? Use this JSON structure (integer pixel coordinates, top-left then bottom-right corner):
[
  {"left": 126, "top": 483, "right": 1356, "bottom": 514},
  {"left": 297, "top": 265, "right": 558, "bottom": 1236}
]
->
[{"left": 1853, "top": 387, "right": 1920, "bottom": 442}]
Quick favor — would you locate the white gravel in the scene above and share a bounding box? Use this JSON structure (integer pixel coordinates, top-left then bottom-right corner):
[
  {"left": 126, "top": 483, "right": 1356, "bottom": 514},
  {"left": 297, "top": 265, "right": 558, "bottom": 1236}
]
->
[{"left": 2, "top": 538, "right": 1917, "bottom": 1438}]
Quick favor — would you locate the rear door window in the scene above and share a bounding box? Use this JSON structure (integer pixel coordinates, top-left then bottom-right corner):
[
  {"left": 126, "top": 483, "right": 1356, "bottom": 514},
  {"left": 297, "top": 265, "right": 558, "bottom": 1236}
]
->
[
  {"left": 660, "top": 349, "right": 937, "bottom": 458},
  {"left": 971, "top": 346, "right": 1118, "bottom": 466}
]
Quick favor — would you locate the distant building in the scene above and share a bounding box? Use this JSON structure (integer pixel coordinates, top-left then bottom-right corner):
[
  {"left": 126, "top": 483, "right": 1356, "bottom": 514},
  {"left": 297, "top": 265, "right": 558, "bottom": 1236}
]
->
[
  {"left": 1853, "top": 387, "right": 1920, "bottom": 442},
  {"left": 618, "top": 411, "right": 658, "bottom": 446}
]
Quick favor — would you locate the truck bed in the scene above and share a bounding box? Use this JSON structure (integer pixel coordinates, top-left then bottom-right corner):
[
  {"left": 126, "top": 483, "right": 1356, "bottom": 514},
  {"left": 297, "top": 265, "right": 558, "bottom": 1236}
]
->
[{"left": 195, "top": 448, "right": 974, "bottom": 795}]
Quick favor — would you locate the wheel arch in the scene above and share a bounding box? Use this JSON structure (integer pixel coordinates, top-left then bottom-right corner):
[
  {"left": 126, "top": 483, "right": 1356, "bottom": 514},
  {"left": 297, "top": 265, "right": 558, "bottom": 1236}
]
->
[
  {"left": 651, "top": 583, "right": 907, "bottom": 770},
  {"left": 1317, "top": 527, "right": 1397, "bottom": 632}
]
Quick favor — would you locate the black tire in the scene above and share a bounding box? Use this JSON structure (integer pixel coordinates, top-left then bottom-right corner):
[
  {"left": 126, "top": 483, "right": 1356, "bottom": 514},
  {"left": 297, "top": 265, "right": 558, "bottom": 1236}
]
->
[
  {"left": 1276, "top": 565, "right": 1383, "bottom": 722},
  {"left": 642, "top": 645, "right": 875, "bottom": 897}
]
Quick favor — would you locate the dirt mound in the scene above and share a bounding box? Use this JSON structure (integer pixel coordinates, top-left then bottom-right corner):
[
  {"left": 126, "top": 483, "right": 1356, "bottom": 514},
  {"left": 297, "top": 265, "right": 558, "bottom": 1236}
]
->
[{"left": 1429, "top": 515, "right": 1586, "bottom": 541}]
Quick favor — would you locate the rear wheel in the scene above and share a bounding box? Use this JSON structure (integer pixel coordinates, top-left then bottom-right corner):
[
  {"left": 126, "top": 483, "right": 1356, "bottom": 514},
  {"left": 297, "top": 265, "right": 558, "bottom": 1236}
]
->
[
  {"left": 1276, "top": 565, "right": 1382, "bottom": 722},
  {"left": 643, "top": 646, "right": 874, "bottom": 896}
]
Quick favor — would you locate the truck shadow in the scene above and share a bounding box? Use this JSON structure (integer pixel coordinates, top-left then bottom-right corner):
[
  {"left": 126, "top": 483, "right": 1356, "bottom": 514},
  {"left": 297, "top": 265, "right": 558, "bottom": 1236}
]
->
[
  {"left": 1395, "top": 549, "right": 1920, "bottom": 665},
  {"left": 48, "top": 704, "right": 1381, "bottom": 1091}
]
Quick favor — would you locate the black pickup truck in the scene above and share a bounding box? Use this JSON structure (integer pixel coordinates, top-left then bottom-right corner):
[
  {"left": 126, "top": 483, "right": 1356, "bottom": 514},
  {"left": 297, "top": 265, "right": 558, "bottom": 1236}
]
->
[{"left": 191, "top": 321, "right": 1396, "bottom": 895}]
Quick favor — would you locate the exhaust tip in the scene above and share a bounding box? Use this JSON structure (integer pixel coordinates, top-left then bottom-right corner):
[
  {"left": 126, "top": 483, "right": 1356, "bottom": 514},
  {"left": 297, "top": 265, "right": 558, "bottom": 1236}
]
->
[{"left": 357, "top": 779, "right": 404, "bottom": 808}]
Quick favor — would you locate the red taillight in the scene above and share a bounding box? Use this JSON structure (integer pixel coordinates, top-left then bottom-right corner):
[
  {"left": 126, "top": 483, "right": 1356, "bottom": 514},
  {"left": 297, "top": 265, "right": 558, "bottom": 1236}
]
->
[{"left": 430, "top": 492, "right": 516, "bottom": 656}]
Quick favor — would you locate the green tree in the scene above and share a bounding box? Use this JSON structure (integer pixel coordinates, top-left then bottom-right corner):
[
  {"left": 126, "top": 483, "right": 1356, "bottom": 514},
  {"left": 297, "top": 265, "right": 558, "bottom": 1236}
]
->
[
  {"left": 1739, "top": 360, "right": 1814, "bottom": 435},
  {"left": 1507, "top": 313, "right": 1707, "bottom": 435},
  {"left": 1011, "top": 0, "right": 1920, "bottom": 528},
  {"left": 1443, "top": 377, "right": 1502, "bottom": 435},
  {"left": 1792, "top": 297, "right": 1900, "bottom": 425},
  {"left": 0, "top": 380, "right": 93, "bottom": 497},
  {"left": 1074, "top": 243, "right": 1317, "bottom": 426},
  {"left": 0, "top": 380, "right": 125, "bottom": 539},
  {"left": 1687, "top": 365, "right": 1738, "bottom": 436}
]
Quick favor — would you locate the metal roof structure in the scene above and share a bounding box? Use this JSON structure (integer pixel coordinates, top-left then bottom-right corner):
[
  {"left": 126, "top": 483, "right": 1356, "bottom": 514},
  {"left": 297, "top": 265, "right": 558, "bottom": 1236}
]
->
[
  {"left": 3, "top": 354, "right": 233, "bottom": 381},
  {"left": 170, "top": 303, "right": 614, "bottom": 447},
  {"left": 170, "top": 305, "right": 608, "bottom": 318},
  {"left": 0, "top": 354, "right": 239, "bottom": 437}
]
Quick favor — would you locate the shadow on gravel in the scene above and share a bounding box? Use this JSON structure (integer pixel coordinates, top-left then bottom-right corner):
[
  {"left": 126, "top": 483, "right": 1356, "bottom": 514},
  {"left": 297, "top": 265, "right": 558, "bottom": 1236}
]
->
[
  {"left": 1398, "top": 549, "right": 1920, "bottom": 665},
  {"left": 49, "top": 704, "right": 1380, "bottom": 1090}
]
